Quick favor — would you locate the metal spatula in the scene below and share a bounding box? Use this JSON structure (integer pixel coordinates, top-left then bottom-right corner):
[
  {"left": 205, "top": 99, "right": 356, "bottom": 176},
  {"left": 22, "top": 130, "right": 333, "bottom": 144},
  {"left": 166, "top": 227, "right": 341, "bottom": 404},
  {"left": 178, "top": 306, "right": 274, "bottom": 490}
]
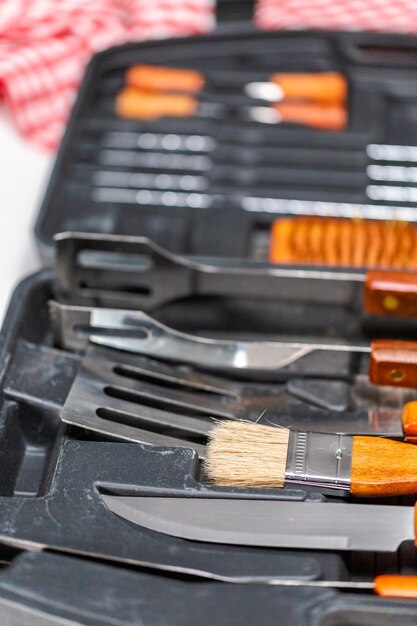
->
[{"left": 60, "top": 346, "right": 417, "bottom": 459}]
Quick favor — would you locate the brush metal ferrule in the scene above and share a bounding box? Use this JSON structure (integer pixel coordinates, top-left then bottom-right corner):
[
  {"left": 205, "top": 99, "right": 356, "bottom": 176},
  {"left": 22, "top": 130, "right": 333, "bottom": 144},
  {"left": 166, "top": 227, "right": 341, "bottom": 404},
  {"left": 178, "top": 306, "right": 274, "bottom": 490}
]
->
[{"left": 285, "top": 431, "right": 352, "bottom": 497}]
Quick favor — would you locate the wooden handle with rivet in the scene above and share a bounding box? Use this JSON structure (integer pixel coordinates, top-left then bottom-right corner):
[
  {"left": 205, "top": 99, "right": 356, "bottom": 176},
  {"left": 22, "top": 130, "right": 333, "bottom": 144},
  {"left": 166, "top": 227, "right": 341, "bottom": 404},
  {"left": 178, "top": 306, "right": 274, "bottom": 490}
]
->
[
  {"left": 126, "top": 64, "right": 205, "bottom": 93},
  {"left": 364, "top": 270, "right": 417, "bottom": 317},
  {"left": 273, "top": 102, "right": 347, "bottom": 131},
  {"left": 350, "top": 436, "right": 417, "bottom": 496},
  {"left": 270, "top": 71, "right": 347, "bottom": 104},
  {"left": 374, "top": 575, "right": 417, "bottom": 598},
  {"left": 369, "top": 339, "right": 417, "bottom": 388},
  {"left": 115, "top": 87, "right": 198, "bottom": 119}
]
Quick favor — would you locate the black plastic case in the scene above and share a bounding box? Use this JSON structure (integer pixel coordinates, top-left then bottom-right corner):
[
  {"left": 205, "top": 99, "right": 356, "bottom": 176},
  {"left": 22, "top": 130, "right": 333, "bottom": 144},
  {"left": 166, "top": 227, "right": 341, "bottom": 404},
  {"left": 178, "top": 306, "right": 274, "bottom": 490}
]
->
[
  {"left": 4, "top": 11, "right": 417, "bottom": 626},
  {"left": 1, "top": 270, "right": 417, "bottom": 623},
  {"left": 36, "top": 25, "right": 417, "bottom": 263}
]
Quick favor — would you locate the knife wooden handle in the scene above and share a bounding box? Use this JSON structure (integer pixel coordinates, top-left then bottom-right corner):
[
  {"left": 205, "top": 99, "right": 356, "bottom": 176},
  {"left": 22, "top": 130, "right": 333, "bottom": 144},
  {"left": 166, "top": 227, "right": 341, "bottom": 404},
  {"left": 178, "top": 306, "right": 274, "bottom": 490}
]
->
[
  {"left": 364, "top": 270, "right": 417, "bottom": 317},
  {"left": 350, "top": 436, "right": 417, "bottom": 496},
  {"left": 126, "top": 64, "right": 205, "bottom": 93},
  {"left": 270, "top": 71, "right": 347, "bottom": 104},
  {"left": 374, "top": 575, "right": 417, "bottom": 598},
  {"left": 273, "top": 102, "right": 347, "bottom": 131},
  {"left": 369, "top": 339, "right": 417, "bottom": 388},
  {"left": 115, "top": 87, "right": 198, "bottom": 120},
  {"left": 402, "top": 402, "right": 417, "bottom": 443}
]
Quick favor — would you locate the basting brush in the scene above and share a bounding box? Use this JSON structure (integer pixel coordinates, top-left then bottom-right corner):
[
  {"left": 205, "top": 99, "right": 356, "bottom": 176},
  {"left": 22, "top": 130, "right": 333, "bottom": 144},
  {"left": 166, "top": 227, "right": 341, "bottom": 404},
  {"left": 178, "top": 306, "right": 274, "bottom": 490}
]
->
[{"left": 205, "top": 420, "right": 417, "bottom": 497}]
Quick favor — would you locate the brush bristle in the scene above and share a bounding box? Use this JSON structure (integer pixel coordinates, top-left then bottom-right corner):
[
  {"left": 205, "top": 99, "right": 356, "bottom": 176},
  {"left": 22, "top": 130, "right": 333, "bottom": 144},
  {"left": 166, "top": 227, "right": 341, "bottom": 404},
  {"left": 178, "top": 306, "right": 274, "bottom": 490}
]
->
[{"left": 205, "top": 421, "right": 289, "bottom": 488}]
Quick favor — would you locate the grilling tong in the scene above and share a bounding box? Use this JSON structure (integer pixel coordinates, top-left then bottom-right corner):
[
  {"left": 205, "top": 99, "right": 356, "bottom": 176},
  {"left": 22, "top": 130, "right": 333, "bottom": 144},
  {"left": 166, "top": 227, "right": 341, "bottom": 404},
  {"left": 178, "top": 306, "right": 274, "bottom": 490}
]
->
[
  {"left": 53, "top": 232, "right": 417, "bottom": 384},
  {"left": 54, "top": 231, "right": 417, "bottom": 315}
]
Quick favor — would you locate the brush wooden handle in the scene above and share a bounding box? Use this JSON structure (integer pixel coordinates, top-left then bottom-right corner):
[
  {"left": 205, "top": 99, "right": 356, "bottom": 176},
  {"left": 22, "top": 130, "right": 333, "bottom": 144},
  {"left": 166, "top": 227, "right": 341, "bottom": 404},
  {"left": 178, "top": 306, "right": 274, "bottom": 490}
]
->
[
  {"left": 369, "top": 339, "right": 417, "bottom": 388},
  {"left": 126, "top": 64, "right": 205, "bottom": 93},
  {"left": 271, "top": 72, "right": 347, "bottom": 104},
  {"left": 374, "top": 575, "right": 417, "bottom": 598},
  {"left": 273, "top": 102, "right": 347, "bottom": 131},
  {"left": 351, "top": 436, "right": 417, "bottom": 496},
  {"left": 364, "top": 270, "right": 417, "bottom": 317},
  {"left": 115, "top": 87, "right": 198, "bottom": 120}
]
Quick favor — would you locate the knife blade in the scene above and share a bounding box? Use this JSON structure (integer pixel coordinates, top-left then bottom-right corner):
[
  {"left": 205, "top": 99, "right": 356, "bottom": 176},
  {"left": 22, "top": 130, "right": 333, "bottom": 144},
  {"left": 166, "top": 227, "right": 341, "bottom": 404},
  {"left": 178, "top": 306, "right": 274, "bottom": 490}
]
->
[{"left": 102, "top": 496, "right": 416, "bottom": 553}]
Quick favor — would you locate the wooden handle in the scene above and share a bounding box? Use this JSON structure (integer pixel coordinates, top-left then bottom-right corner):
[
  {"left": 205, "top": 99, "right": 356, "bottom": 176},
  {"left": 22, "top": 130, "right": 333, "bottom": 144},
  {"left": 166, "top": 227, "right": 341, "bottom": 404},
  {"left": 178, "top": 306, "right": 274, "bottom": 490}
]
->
[
  {"left": 271, "top": 71, "right": 347, "bottom": 104},
  {"left": 351, "top": 436, "right": 417, "bottom": 496},
  {"left": 273, "top": 102, "right": 347, "bottom": 131},
  {"left": 126, "top": 64, "right": 205, "bottom": 93},
  {"left": 374, "top": 575, "right": 417, "bottom": 598},
  {"left": 115, "top": 87, "right": 197, "bottom": 120},
  {"left": 369, "top": 339, "right": 417, "bottom": 388},
  {"left": 402, "top": 401, "right": 417, "bottom": 443},
  {"left": 364, "top": 270, "right": 417, "bottom": 317},
  {"left": 269, "top": 218, "right": 296, "bottom": 263}
]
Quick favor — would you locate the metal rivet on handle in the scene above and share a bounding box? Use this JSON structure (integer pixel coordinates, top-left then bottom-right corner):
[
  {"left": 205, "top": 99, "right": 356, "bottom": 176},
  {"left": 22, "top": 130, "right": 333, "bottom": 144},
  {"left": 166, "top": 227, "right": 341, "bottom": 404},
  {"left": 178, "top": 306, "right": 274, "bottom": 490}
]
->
[
  {"left": 383, "top": 295, "right": 400, "bottom": 311},
  {"left": 390, "top": 369, "right": 405, "bottom": 382}
]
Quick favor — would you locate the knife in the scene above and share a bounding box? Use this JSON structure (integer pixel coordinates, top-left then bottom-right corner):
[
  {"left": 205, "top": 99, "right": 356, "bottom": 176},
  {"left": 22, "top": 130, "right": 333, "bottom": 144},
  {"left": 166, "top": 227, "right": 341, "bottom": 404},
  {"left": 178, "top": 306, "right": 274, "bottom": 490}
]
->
[{"left": 102, "top": 496, "right": 416, "bottom": 553}]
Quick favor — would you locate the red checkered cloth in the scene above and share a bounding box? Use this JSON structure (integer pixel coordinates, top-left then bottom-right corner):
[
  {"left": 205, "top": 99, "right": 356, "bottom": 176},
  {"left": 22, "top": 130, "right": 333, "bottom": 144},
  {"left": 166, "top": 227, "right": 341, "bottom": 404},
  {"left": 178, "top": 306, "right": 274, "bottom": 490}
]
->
[
  {"left": 0, "top": 0, "right": 215, "bottom": 150},
  {"left": 255, "top": 0, "right": 417, "bottom": 33}
]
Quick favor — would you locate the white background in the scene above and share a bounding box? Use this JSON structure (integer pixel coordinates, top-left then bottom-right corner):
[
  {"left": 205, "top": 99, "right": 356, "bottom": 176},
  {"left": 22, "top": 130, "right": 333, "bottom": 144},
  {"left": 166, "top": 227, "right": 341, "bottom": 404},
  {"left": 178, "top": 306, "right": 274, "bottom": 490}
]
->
[{"left": 0, "top": 109, "right": 54, "bottom": 323}]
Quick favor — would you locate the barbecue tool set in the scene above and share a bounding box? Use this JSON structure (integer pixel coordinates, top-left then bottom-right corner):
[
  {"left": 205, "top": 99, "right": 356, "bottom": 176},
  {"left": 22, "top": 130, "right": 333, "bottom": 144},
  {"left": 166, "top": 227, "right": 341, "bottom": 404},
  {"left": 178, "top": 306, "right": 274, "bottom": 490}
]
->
[
  {"left": 9, "top": 25, "right": 417, "bottom": 624},
  {"left": 27, "top": 223, "right": 417, "bottom": 613}
]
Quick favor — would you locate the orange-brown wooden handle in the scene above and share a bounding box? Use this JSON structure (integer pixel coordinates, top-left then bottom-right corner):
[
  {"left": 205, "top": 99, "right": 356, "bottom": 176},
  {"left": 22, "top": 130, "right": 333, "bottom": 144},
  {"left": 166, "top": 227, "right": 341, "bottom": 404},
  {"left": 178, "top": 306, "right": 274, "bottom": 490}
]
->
[
  {"left": 402, "top": 402, "right": 417, "bottom": 443},
  {"left": 273, "top": 102, "right": 347, "bottom": 131},
  {"left": 364, "top": 270, "right": 417, "bottom": 317},
  {"left": 374, "top": 575, "right": 417, "bottom": 598},
  {"left": 126, "top": 64, "right": 205, "bottom": 93},
  {"left": 269, "top": 218, "right": 296, "bottom": 263},
  {"left": 115, "top": 87, "right": 198, "bottom": 120},
  {"left": 270, "top": 71, "right": 347, "bottom": 104},
  {"left": 369, "top": 339, "right": 417, "bottom": 388},
  {"left": 351, "top": 436, "right": 417, "bottom": 496}
]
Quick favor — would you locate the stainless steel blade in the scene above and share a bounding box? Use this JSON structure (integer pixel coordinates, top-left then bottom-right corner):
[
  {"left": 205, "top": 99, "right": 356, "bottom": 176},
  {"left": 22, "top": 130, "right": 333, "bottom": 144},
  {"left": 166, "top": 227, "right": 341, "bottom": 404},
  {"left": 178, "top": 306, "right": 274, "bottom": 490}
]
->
[
  {"left": 0, "top": 534, "right": 376, "bottom": 586},
  {"left": 102, "top": 496, "right": 415, "bottom": 552}
]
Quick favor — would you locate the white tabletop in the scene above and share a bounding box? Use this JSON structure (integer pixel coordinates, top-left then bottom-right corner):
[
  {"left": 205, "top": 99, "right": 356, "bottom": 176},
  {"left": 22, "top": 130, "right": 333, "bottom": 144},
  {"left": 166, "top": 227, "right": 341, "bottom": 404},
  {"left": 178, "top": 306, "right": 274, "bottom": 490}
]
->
[{"left": 0, "top": 108, "right": 54, "bottom": 324}]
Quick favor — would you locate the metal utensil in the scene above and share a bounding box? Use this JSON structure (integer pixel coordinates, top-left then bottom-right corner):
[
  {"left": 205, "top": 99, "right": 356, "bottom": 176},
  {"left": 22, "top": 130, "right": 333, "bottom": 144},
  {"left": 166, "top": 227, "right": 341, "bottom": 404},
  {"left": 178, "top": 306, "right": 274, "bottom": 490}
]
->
[
  {"left": 54, "top": 231, "right": 367, "bottom": 310},
  {"left": 242, "top": 196, "right": 417, "bottom": 221},
  {"left": 102, "top": 495, "right": 416, "bottom": 553},
  {"left": 60, "top": 346, "right": 416, "bottom": 459},
  {"left": 49, "top": 301, "right": 369, "bottom": 376}
]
